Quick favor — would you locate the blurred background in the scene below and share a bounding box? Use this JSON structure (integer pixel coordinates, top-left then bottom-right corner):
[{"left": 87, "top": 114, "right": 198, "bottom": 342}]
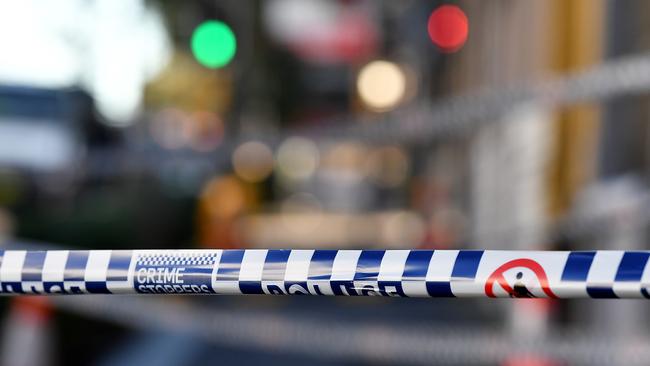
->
[{"left": 1, "top": 0, "right": 650, "bottom": 365}]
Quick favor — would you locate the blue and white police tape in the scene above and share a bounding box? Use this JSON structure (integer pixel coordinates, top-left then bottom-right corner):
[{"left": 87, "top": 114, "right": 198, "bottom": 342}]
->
[{"left": 0, "top": 249, "right": 649, "bottom": 298}]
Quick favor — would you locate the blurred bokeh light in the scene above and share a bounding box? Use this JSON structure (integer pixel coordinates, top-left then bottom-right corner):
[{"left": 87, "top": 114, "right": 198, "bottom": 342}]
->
[
  {"left": 191, "top": 20, "right": 237, "bottom": 69},
  {"left": 427, "top": 5, "right": 469, "bottom": 53},
  {"left": 276, "top": 137, "right": 320, "bottom": 182},
  {"left": 232, "top": 141, "right": 274, "bottom": 183},
  {"left": 357, "top": 61, "right": 407, "bottom": 111}
]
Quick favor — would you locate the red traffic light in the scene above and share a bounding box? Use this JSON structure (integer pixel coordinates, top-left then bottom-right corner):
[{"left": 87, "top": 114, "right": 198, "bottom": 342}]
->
[{"left": 427, "top": 5, "right": 469, "bottom": 53}]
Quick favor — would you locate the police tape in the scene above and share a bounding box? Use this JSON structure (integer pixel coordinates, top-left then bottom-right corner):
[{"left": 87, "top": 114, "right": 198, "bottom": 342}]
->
[{"left": 0, "top": 249, "right": 649, "bottom": 298}]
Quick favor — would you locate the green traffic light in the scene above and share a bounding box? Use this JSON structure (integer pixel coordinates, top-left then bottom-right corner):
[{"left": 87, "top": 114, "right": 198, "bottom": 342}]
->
[{"left": 191, "top": 20, "right": 236, "bottom": 69}]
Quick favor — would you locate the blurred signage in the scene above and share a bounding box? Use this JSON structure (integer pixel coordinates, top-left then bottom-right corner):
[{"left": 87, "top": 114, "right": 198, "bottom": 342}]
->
[
  {"left": 0, "top": 86, "right": 80, "bottom": 173},
  {"left": 0, "top": 117, "right": 75, "bottom": 172}
]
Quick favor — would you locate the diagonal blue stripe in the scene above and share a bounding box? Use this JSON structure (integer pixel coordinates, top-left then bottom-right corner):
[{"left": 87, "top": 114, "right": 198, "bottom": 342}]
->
[
  {"left": 239, "top": 281, "right": 263, "bottom": 294},
  {"left": 561, "top": 251, "right": 595, "bottom": 282},
  {"left": 308, "top": 250, "right": 337, "bottom": 281},
  {"left": 107, "top": 251, "right": 132, "bottom": 281},
  {"left": 426, "top": 282, "right": 453, "bottom": 297},
  {"left": 22, "top": 251, "right": 47, "bottom": 282},
  {"left": 216, "top": 250, "right": 245, "bottom": 280},
  {"left": 451, "top": 250, "right": 484, "bottom": 279},
  {"left": 402, "top": 250, "right": 433, "bottom": 281},
  {"left": 85, "top": 281, "right": 111, "bottom": 294},
  {"left": 587, "top": 287, "right": 618, "bottom": 298},
  {"left": 64, "top": 251, "right": 89, "bottom": 281},
  {"left": 263, "top": 250, "right": 291, "bottom": 281},
  {"left": 615, "top": 252, "right": 650, "bottom": 282},
  {"left": 354, "top": 250, "right": 385, "bottom": 280}
]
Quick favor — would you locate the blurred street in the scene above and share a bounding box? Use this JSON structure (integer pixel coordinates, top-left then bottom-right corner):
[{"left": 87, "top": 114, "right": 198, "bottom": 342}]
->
[{"left": 1, "top": 0, "right": 650, "bottom": 365}]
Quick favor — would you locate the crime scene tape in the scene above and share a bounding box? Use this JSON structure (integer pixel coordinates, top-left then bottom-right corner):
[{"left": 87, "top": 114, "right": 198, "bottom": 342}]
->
[{"left": 1, "top": 249, "right": 650, "bottom": 298}]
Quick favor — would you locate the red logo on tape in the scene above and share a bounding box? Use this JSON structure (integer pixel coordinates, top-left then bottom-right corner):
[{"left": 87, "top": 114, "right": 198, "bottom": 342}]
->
[{"left": 485, "top": 258, "right": 558, "bottom": 298}]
